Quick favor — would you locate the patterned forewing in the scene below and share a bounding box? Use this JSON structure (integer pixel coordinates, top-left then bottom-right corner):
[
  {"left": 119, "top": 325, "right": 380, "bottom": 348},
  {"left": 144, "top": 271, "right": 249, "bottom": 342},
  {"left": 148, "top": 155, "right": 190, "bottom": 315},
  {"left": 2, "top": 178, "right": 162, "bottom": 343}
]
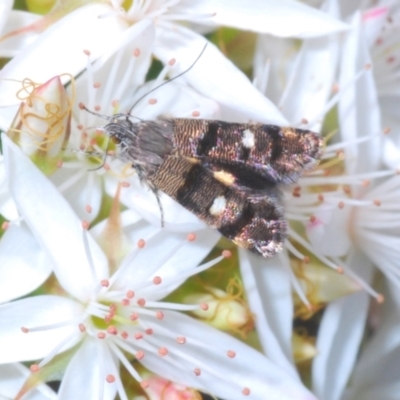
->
[
  {"left": 170, "top": 118, "right": 322, "bottom": 183},
  {"left": 148, "top": 156, "right": 286, "bottom": 257}
]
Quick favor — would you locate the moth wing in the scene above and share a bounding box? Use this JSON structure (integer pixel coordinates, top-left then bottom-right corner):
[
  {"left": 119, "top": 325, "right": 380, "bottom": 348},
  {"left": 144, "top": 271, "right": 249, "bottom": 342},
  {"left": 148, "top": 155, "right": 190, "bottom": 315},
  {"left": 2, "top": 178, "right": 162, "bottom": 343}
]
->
[
  {"left": 172, "top": 119, "right": 323, "bottom": 184},
  {"left": 149, "top": 156, "right": 286, "bottom": 257}
]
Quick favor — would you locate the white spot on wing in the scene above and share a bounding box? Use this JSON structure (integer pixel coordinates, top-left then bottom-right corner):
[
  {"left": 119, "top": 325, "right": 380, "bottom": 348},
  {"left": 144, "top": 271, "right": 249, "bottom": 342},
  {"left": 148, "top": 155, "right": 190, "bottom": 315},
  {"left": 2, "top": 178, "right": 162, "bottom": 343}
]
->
[
  {"left": 242, "top": 129, "right": 255, "bottom": 148},
  {"left": 209, "top": 196, "right": 227, "bottom": 216}
]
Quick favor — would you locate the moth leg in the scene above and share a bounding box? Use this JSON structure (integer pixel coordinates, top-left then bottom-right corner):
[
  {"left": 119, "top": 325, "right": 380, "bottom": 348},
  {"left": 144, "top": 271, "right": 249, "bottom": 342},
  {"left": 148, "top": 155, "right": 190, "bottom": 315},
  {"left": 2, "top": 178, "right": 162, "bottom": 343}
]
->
[
  {"left": 134, "top": 165, "right": 165, "bottom": 228},
  {"left": 148, "top": 183, "right": 164, "bottom": 228},
  {"left": 153, "top": 188, "right": 165, "bottom": 228}
]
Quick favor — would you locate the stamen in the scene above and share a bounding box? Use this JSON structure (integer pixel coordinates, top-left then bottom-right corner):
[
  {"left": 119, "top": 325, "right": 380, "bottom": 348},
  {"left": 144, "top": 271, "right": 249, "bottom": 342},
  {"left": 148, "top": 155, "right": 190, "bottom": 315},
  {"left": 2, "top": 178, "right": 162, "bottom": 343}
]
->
[
  {"left": 288, "top": 228, "right": 342, "bottom": 272},
  {"left": 85, "top": 172, "right": 95, "bottom": 213},
  {"left": 137, "top": 326, "right": 248, "bottom": 395},
  {"left": 300, "top": 169, "right": 395, "bottom": 186},
  {"left": 324, "top": 132, "right": 382, "bottom": 154},
  {"left": 305, "top": 66, "right": 370, "bottom": 128},
  {"left": 132, "top": 251, "right": 225, "bottom": 294},
  {"left": 227, "top": 350, "right": 236, "bottom": 358},
  {"left": 187, "top": 233, "right": 196, "bottom": 241},
  {"left": 253, "top": 58, "right": 270, "bottom": 94},
  {"left": 280, "top": 249, "right": 311, "bottom": 307},
  {"left": 333, "top": 258, "right": 385, "bottom": 302},
  {"left": 131, "top": 301, "right": 204, "bottom": 312},
  {"left": 152, "top": 276, "right": 162, "bottom": 285},
  {"left": 158, "top": 347, "right": 168, "bottom": 356},
  {"left": 38, "top": 333, "right": 78, "bottom": 368},
  {"left": 82, "top": 229, "right": 100, "bottom": 285},
  {"left": 108, "top": 341, "right": 143, "bottom": 381}
]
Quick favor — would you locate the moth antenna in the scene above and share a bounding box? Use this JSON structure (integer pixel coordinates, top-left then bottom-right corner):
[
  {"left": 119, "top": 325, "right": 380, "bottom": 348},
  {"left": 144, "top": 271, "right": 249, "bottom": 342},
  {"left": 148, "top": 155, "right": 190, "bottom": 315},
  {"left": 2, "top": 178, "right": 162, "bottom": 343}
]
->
[
  {"left": 79, "top": 103, "right": 112, "bottom": 121},
  {"left": 128, "top": 43, "right": 208, "bottom": 115}
]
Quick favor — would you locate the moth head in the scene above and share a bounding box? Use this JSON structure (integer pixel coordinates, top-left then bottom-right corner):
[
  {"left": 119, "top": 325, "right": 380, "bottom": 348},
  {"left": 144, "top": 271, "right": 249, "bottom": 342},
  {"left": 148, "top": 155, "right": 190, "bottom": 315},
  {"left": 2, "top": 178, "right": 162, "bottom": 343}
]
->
[{"left": 103, "top": 114, "right": 139, "bottom": 145}]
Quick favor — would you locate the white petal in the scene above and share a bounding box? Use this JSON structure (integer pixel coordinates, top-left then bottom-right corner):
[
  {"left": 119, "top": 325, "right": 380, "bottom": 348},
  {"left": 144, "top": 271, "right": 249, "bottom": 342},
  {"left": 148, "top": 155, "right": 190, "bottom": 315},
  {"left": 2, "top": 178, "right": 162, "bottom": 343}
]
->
[
  {"left": 0, "top": 0, "right": 12, "bottom": 33},
  {"left": 342, "top": 281, "right": 400, "bottom": 399},
  {"left": 0, "top": 224, "right": 52, "bottom": 304},
  {"left": 59, "top": 339, "right": 116, "bottom": 400},
  {"left": 239, "top": 249, "right": 298, "bottom": 379},
  {"left": 0, "top": 296, "right": 82, "bottom": 363},
  {"left": 140, "top": 311, "right": 316, "bottom": 400},
  {"left": 107, "top": 176, "right": 208, "bottom": 232},
  {"left": 154, "top": 24, "right": 288, "bottom": 125},
  {"left": 51, "top": 167, "right": 103, "bottom": 223},
  {"left": 383, "top": 136, "right": 400, "bottom": 170},
  {"left": 114, "top": 223, "right": 220, "bottom": 299},
  {"left": 124, "top": 79, "right": 221, "bottom": 121},
  {"left": 278, "top": 0, "right": 341, "bottom": 129},
  {"left": 0, "top": 4, "right": 126, "bottom": 108},
  {"left": 312, "top": 251, "right": 373, "bottom": 400},
  {"left": 175, "top": 0, "right": 348, "bottom": 38},
  {"left": 345, "top": 382, "right": 400, "bottom": 400},
  {"left": 362, "top": 6, "right": 389, "bottom": 48},
  {"left": 73, "top": 19, "right": 154, "bottom": 119},
  {"left": 0, "top": 10, "right": 41, "bottom": 58},
  {"left": 0, "top": 363, "right": 57, "bottom": 400},
  {"left": 3, "top": 136, "right": 108, "bottom": 301},
  {"left": 306, "top": 204, "right": 352, "bottom": 257},
  {"left": 0, "top": 156, "right": 19, "bottom": 220},
  {"left": 338, "top": 12, "right": 382, "bottom": 177}
]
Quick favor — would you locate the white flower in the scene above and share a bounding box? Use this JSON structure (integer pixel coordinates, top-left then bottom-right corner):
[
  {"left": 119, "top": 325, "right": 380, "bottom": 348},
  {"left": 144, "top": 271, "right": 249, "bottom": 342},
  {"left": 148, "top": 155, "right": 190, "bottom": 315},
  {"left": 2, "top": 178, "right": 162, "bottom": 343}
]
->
[
  {"left": 341, "top": 281, "right": 400, "bottom": 400},
  {"left": 0, "top": 0, "right": 349, "bottom": 131},
  {"left": 241, "top": 0, "right": 345, "bottom": 381},
  {"left": 249, "top": 4, "right": 400, "bottom": 400},
  {"left": 0, "top": 136, "right": 317, "bottom": 400},
  {"left": 365, "top": 3, "right": 400, "bottom": 169},
  {"left": 293, "top": 6, "right": 400, "bottom": 400}
]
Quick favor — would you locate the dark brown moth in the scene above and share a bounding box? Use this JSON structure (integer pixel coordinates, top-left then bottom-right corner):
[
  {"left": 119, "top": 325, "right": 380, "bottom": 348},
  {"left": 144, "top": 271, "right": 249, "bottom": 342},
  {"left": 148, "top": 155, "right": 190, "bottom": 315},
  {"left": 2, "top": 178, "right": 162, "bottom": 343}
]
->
[{"left": 103, "top": 116, "right": 322, "bottom": 257}]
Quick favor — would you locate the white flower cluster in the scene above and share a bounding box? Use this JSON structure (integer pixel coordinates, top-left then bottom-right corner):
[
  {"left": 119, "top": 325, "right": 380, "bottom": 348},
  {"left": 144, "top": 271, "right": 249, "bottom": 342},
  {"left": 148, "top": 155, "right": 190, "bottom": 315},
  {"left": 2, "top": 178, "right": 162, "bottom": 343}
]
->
[{"left": 0, "top": 1, "right": 399, "bottom": 399}]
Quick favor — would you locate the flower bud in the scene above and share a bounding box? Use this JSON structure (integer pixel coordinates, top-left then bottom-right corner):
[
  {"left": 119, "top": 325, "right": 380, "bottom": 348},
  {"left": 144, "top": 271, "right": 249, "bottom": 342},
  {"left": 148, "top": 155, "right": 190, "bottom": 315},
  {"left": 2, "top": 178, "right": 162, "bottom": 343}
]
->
[
  {"left": 292, "top": 258, "right": 361, "bottom": 319},
  {"left": 186, "top": 287, "right": 251, "bottom": 332},
  {"left": 7, "top": 76, "right": 71, "bottom": 174},
  {"left": 142, "top": 374, "right": 201, "bottom": 400}
]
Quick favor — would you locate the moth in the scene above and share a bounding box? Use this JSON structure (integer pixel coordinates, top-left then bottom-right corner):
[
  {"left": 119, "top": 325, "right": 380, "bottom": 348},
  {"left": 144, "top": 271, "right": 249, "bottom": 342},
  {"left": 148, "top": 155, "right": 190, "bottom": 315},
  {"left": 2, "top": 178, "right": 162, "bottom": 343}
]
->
[{"left": 102, "top": 116, "right": 322, "bottom": 257}]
